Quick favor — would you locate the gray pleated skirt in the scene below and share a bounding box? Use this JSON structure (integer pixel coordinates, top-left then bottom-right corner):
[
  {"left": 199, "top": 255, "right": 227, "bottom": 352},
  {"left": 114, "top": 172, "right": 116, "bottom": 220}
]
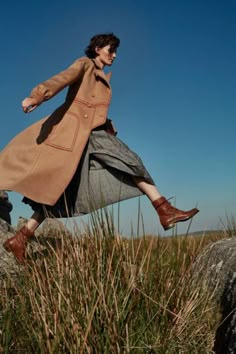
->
[{"left": 23, "top": 128, "right": 155, "bottom": 217}]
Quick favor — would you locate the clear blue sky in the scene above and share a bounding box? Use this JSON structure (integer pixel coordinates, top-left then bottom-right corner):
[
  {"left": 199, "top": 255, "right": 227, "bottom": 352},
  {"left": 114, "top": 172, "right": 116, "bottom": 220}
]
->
[{"left": 0, "top": 0, "right": 235, "bottom": 236}]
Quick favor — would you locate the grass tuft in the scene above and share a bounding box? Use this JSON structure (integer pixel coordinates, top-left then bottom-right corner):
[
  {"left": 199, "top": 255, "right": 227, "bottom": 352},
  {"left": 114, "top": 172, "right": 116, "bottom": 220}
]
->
[{"left": 0, "top": 209, "right": 229, "bottom": 353}]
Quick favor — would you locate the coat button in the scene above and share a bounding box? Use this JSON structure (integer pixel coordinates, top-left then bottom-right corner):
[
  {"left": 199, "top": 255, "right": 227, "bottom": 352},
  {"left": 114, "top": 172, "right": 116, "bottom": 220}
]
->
[
  {"left": 88, "top": 104, "right": 92, "bottom": 108},
  {"left": 84, "top": 114, "right": 88, "bottom": 118}
]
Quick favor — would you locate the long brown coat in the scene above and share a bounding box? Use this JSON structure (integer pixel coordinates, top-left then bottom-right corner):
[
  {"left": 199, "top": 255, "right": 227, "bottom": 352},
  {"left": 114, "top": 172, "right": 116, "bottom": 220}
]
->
[{"left": 0, "top": 57, "right": 112, "bottom": 205}]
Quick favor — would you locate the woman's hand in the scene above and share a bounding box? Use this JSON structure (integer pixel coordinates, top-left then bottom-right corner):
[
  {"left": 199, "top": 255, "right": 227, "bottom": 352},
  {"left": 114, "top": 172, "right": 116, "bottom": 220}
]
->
[{"left": 21, "top": 97, "right": 38, "bottom": 113}]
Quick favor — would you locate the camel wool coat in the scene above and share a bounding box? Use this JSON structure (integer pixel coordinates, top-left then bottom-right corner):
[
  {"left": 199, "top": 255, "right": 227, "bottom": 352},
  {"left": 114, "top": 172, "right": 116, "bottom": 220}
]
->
[{"left": 0, "top": 57, "right": 112, "bottom": 205}]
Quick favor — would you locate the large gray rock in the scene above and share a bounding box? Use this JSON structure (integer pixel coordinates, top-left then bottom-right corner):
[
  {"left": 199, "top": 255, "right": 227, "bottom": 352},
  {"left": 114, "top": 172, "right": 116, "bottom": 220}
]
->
[
  {"left": 0, "top": 219, "right": 19, "bottom": 284},
  {"left": 0, "top": 191, "right": 13, "bottom": 224},
  {"left": 0, "top": 217, "right": 71, "bottom": 286},
  {"left": 193, "top": 238, "right": 236, "bottom": 354}
]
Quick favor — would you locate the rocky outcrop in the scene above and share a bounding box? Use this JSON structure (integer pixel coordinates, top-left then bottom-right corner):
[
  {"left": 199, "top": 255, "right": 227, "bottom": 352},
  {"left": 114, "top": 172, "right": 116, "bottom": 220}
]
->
[
  {"left": 0, "top": 216, "right": 70, "bottom": 284},
  {"left": 193, "top": 237, "right": 236, "bottom": 354},
  {"left": 0, "top": 191, "right": 13, "bottom": 224},
  {"left": 0, "top": 219, "right": 19, "bottom": 283}
]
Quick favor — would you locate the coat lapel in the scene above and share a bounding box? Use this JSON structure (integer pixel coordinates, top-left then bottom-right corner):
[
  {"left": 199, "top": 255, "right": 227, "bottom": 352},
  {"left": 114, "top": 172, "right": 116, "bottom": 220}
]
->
[
  {"left": 106, "top": 72, "right": 112, "bottom": 82},
  {"left": 94, "top": 69, "right": 111, "bottom": 88},
  {"left": 92, "top": 58, "right": 112, "bottom": 88}
]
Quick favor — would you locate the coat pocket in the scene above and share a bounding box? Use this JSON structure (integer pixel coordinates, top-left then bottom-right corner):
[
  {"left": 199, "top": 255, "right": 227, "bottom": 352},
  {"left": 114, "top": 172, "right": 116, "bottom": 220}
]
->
[{"left": 45, "top": 112, "right": 80, "bottom": 151}]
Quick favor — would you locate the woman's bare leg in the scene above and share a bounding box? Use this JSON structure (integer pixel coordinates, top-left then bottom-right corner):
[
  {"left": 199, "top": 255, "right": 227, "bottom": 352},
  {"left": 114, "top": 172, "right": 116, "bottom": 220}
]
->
[
  {"left": 132, "top": 176, "right": 162, "bottom": 202},
  {"left": 25, "top": 210, "right": 46, "bottom": 232}
]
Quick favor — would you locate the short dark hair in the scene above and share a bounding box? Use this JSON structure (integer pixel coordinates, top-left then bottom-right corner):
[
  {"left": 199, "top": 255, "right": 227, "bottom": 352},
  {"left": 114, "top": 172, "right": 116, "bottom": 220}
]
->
[{"left": 85, "top": 33, "right": 120, "bottom": 59}]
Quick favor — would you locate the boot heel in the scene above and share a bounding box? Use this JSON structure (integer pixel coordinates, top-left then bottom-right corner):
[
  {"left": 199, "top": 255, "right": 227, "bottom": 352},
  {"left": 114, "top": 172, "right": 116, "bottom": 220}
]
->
[{"left": 163, "top": 223, "right": 175, "bottom": 231}]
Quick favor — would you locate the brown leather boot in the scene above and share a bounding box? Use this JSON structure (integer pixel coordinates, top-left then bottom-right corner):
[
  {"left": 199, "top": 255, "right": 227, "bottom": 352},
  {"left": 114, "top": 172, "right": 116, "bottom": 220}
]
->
[
  {"left": 3, "top": 225, "right": 34, "bottom": 264},
  {"left": 152, "top": 197, "right": 199, "bottom": 231}
]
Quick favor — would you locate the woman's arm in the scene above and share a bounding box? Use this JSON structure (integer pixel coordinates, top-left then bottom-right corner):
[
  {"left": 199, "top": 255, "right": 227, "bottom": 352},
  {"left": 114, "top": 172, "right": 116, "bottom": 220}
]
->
[{"left": 22, "top": 58, "right": 86, "bottom": 113}]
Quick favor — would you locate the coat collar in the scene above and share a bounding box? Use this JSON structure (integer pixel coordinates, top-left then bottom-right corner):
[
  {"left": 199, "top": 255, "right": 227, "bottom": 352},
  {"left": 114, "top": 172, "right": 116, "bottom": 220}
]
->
[{"left": 91, "top": 58, "right": 112, "bottom": 84}]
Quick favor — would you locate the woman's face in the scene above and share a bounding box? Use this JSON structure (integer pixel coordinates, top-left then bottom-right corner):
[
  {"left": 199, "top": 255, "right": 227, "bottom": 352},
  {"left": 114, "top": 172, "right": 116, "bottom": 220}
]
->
[{"left": 95, "top": 44, "right": 117, "bottom": 67}]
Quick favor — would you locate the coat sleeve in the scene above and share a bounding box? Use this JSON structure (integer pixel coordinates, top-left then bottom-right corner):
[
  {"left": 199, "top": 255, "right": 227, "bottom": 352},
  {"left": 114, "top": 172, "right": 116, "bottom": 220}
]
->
[{"left": 30, "top": 58, "right": 86, "bottom": 104}]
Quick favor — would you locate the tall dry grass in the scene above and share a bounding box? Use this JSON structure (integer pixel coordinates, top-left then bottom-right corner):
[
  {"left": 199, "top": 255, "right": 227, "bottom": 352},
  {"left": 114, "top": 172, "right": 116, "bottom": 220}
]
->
[{"left": 0, "top": 209, "right": 226, "bottom": 353}]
